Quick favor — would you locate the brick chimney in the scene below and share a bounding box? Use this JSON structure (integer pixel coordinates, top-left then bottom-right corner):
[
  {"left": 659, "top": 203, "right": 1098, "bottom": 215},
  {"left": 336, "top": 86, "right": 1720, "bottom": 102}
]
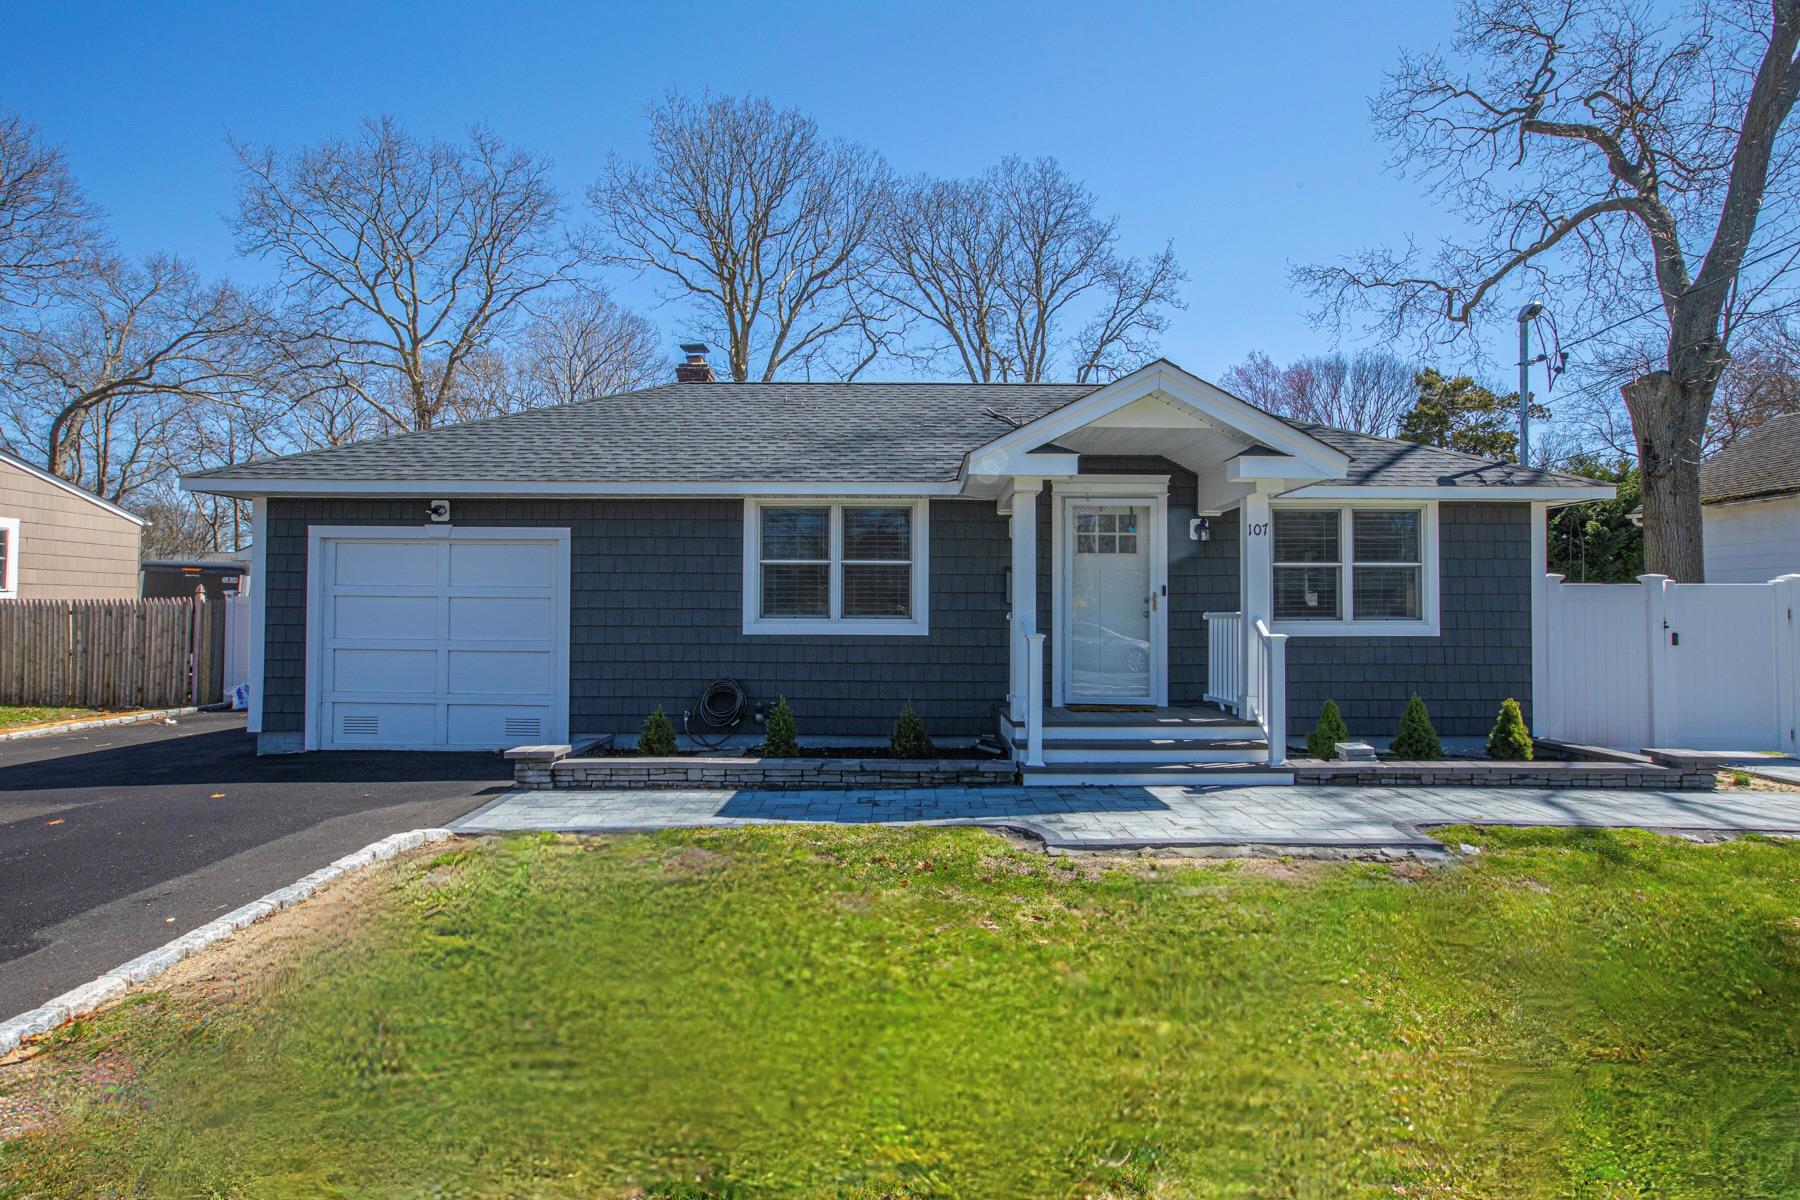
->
[{"left": 675, "top": 342, "right": 716, "bottom": 383}]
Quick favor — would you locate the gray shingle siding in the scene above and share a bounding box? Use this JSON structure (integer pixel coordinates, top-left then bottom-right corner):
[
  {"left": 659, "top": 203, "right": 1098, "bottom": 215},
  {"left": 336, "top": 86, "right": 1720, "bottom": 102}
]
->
[
  {"left": 1283, "top": 502, "right": 1533, "bottom": 739},
  {"left": 261, "top": 494, "right": 1535, "bottom": 747},
  {"left": 262, "top": 497, "right": 1011, "bottom": 740}
]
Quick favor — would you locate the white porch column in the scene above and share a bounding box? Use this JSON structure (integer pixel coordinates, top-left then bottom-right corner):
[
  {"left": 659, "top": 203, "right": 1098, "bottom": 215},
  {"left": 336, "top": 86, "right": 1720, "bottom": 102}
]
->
[
  {"left": 1007, "top": 480, "right": 1041, "bottom": 724},
  {"left": 1240, "top": 486, "right": 1276, "bottom": 718}
]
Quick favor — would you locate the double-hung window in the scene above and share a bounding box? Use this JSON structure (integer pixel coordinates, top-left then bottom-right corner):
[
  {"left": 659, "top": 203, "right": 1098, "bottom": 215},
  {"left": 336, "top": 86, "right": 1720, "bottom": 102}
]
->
[
  {"left": 744, "top": 500, "right": 929, "bottom": 634},
  {"left": 1271, "top": 505, "right": 1436, "bottom": 635}
]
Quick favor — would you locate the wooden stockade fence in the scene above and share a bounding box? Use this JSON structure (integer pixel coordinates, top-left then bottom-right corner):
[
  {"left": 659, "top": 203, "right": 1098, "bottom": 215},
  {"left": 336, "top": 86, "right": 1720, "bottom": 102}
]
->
[{"left": 0, "top": 596, "right": 226, "bottom": 709}]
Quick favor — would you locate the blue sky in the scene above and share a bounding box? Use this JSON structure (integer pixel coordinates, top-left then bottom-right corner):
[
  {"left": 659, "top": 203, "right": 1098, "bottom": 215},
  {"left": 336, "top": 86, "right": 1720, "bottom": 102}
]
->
[{"left": 6, "top": 0, "right": 1522, "bottom": 379}]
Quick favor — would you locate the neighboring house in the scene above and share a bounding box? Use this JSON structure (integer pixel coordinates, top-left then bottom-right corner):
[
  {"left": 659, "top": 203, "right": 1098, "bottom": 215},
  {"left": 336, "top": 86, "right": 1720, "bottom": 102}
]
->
[
  {"left": 1700, "top": 412, "right": 1800, "bottom": 583},
  {"left": 182, "top": 357, "right": 1610, "bottom": 781},
  {"left": 0, "top": 447, "right": 145, "bottom": 600},
  {"left": 141, "top": 559, "right": 249, "bottom": 602}
]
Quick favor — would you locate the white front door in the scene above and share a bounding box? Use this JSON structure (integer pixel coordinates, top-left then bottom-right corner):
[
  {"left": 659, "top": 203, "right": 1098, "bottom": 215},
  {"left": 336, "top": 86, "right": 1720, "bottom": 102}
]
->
[
  {"left": 1061, "top": 499, "right": 1164, "bottom": 705},
  {"left": 308, "top": 527, "right": 570, "bottom": 750}
]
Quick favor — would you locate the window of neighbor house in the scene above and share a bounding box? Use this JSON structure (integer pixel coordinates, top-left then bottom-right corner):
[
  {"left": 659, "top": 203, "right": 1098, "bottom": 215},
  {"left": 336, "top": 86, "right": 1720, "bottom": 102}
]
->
[
  {"left": 0, "top": 517, "right": 16, "bottom": 599},
  {"left": 743, "top": 500, "right": 929, "bottom": 635}
]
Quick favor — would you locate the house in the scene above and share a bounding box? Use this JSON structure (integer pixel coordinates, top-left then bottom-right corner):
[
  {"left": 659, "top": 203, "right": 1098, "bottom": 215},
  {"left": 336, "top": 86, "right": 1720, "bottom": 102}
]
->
[
  {"left": 1701, "top": 412, "right": 1800, "bottom": 582},
  {"left": 0, "top": 447, "right": 145, "bottom": 600},
  {"left": 181, "top": 356, "right": 1611, "bottom": 783}
]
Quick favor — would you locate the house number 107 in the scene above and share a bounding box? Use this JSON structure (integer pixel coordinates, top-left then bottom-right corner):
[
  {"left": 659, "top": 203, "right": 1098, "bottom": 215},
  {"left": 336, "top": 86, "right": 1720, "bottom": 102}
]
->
[{"left": 1246, "top": 522, "right": 1270, "bottom": 537}]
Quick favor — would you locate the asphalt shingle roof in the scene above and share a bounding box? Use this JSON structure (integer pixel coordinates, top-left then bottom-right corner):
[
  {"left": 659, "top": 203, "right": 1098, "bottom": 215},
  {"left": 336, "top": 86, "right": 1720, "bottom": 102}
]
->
[
  {"left": 190, "top": 382, "right": 1095, "bottom": 484},
  {"left": 186, "top": 380, "right": 1604, "bottom": 491},
  {"left": 1289, "top": 423, "right": 1602, "bottom": 489},
  {"left": 1700, "top": 412, "right": 1800, "bottom": 503}
]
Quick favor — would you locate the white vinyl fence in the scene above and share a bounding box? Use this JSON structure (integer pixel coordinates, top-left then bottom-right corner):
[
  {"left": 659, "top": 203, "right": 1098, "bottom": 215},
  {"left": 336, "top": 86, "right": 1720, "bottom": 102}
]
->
[
  {"left": 1537, "top": 572, "right": 1800, "bottom": 754},
  {"left": 222, "top": 592, "right": 253, "bottom": 703}
]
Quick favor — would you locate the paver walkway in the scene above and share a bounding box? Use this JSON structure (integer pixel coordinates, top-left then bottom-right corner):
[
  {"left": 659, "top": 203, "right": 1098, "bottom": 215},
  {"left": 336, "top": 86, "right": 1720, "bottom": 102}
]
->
[{"left": 451, "top": 784, "right": 1800, "bottom": 850}]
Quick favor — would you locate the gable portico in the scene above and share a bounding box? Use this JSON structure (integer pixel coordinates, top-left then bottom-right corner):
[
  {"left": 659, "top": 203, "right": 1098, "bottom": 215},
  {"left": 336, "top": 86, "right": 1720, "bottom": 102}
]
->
[{"left": 960, "top": 362, "right": 1349, "bottom": 773}]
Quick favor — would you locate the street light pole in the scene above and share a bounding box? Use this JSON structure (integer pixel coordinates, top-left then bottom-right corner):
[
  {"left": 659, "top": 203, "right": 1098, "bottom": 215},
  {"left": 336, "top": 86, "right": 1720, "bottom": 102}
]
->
[{"left": 1517, "top": 302, "right": 1545, "bottom": 463}]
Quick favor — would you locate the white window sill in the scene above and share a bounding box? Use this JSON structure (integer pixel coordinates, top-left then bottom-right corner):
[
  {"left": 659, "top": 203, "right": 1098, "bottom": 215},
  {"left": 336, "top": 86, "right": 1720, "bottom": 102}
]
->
[
  {"left": 1271, "top": 618, "right": 1440, "bottom": 638},
  {"left": 742, "top": 615, "right": 930, "bottom": 637}
]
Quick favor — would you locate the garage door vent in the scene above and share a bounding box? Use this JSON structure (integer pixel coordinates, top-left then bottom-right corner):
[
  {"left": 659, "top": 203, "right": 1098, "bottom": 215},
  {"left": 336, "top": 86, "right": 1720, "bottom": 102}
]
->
[
  {"left": 503, "top": 715, "right": 543, "bottom": 740},
  {"left": 340, "top": 714, "right": 381, "bottom": 737}
]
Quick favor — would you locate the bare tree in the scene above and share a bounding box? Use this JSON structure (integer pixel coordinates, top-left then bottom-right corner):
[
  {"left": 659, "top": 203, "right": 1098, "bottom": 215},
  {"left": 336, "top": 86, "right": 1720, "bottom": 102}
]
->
[
  {"left": 497, "top": 288, "right": 661, "bottom": 411},
  {"left": 1221, "top": 349, "right": 1418, "bottom": 435},
  {"left": 0, "top": 253, "right": 265, "bottom": 499},
  {"left": 878, "top": 157, "right": 1183, "bottom": 382},
  {"left": 233, "top": 117, "right": 582, "bottom": 432},
  {"left": 0, "top": 109, "right": 101, "bottom": 315},
  {"left": 588, "top": 94, "right": 892, "bottom": 383},
  {"left": 1706, "top": 323, "right": 1800, "bottom": 448},
  {"left": 1299, "top": 0, "right": 1800, "bottom": 579}
]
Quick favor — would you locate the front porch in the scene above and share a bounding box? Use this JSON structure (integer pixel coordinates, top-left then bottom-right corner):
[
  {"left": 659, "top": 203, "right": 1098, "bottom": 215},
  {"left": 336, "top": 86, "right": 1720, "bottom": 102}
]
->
[{"left": 961, "top": 366, "right": 1348, "bottom": 783}]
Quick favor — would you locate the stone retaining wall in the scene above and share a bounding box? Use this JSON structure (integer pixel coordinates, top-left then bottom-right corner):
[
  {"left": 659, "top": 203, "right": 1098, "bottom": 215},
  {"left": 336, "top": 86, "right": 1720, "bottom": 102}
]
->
[
  {"left": 1290, "top": 759, "right": 1715, "bottom": 790},
  {"left": 521, "top": 756, "right": 1017, "bottom": 790}
]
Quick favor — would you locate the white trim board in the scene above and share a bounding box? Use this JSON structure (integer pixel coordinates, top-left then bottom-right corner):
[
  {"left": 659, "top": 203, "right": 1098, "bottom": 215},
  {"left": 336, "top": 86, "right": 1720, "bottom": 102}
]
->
[
  {"left": 966, "top": 360, "right": 1350, "bottom": 481},
  {"left": 302, "top": 525, "right": 572, "bottom": 751},
  {"left": 1050, "top": 479, "right": 1170, "bottom": 708},
  {"left": 1281, "top": 484, "right": 1615, "bottom": 503},
  {"left": 1266, "top": 500, "right": 1442, "bottom": 638},
  {"left": 0, "top": 448, "right": 147, "bottom": 525},
  {"left": 740, "top": 498, "right": 931, "bottom": 636},
  {"left": 0, "top": 516, "right": 18, "bottom": 599}
]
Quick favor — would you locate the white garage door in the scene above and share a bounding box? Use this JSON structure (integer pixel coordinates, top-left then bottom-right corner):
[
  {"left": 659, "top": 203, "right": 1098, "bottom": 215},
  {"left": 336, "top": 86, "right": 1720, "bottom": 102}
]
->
[{"left": 311, "top": 527, "right": 569, "bottom": 750}]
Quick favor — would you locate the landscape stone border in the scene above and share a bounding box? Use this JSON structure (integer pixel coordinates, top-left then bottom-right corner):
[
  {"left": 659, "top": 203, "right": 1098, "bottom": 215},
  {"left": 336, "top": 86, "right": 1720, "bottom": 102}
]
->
[
  {"left": 1289, "top": 758, "right": 1715, "bottom": 790},
  {"left": 511, "top": 748, "right": 1016, "bottom": 791},
  {"left": 0, "top": 828, "right": 454, "bottom": 1058},
  {"left": 0, "top": 706, "right": 202, "bottom": 743}
]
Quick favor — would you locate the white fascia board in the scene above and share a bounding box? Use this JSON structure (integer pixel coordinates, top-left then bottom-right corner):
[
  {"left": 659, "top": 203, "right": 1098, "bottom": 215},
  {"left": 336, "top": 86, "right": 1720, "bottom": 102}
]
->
[
  {"left": 0, "top": 449, "right": 147, "bottom": 526},
  {"left": 181, "top": 476, "right": 966, "bottom": 499},
  {"left": 1282, "top": 483, "right": 1617, "bottom": 503},
  {"left": 963, "top": 360, "right": 1349, "bottom": 480},
  {"left": 1226, "top": 455, "right": 1329, "bottom": 482}
]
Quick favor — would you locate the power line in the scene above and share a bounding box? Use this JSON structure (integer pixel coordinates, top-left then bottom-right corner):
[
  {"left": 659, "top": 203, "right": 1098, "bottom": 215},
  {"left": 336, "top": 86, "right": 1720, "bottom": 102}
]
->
[{"left": 1551, "top": 233, "right": 1800, "bottom": 355}]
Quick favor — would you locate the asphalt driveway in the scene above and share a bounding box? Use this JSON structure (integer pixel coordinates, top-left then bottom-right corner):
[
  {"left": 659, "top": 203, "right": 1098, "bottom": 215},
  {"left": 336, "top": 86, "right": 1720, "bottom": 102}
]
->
[{"left": 0, "top": 712, "right": 507, "bottom": 1017}]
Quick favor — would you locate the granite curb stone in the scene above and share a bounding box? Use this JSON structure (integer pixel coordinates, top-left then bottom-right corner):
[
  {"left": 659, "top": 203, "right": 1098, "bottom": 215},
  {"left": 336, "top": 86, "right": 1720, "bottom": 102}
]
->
[{"left": 0, "top": 828, "right": 454, "bottom": 1057}]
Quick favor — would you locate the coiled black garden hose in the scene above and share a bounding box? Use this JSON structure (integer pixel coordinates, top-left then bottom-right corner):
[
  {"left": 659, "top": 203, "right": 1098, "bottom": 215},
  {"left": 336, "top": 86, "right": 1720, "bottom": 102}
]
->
[{"left": 683, "top": 678, "right": 749, "bottom": 750}]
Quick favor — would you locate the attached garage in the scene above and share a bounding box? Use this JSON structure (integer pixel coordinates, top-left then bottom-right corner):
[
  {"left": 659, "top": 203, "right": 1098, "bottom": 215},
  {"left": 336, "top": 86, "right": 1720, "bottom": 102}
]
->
[{"left": 305, "top": 526, "right": 570, "bottom": 750}]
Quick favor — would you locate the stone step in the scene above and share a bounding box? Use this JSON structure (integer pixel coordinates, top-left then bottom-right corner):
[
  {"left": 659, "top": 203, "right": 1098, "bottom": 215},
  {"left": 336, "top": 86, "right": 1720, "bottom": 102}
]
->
[{"left": 1019, "top": 761, "right": 1295, "bottom": 787}]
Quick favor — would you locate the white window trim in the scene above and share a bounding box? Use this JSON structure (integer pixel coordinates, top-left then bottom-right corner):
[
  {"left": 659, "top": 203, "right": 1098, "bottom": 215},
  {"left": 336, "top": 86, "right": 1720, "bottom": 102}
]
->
[
  {"left": 1269, "top": 502, "right": 1440, "bottom": 637},
  {"left": 0, "top": 516, "right": 18, "bottom": 599},
  {"left": 741, "top": 499, "right": 931, "bottom": 636}
]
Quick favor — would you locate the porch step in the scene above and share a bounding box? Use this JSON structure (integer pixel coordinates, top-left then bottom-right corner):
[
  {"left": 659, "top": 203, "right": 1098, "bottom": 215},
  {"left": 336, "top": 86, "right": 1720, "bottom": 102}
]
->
[
  {"left": 1019, "top": 761, "right": 1295, "bottom": 787},
  {"left": 1038, "top": 737, "right": 1268, "bottom": 764},
  {"left": 1000, "top": 711, "right": 1261, "bottom": 744}
]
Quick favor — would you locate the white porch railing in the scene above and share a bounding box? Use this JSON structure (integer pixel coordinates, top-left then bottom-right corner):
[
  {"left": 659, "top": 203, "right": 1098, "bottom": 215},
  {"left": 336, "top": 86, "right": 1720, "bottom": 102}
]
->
[
  {"left": 1252, "top": 618, "right": 1289, "bottom": 766},
  {"left": 1203, "top": 611, "right": 1243, "bottom": 711},
  {"left": 1204, "top": 611, "right": 1289, "bottom": 765},
  {"left": 1023, "top": 632, "right": 1046, "bottom": 766}
]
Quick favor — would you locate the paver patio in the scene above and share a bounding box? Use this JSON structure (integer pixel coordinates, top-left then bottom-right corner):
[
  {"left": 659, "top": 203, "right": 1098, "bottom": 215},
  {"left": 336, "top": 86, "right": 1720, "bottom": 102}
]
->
[{"left": 451, "top": 784, "right": 1800, "bottom": 850}]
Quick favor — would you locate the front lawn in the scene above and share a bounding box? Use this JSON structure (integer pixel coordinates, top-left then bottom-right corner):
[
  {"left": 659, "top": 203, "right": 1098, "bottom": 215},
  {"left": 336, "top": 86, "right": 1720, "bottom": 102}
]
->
[{"left": 3, "top": 826, "right": 1797, "bottom": 1197}]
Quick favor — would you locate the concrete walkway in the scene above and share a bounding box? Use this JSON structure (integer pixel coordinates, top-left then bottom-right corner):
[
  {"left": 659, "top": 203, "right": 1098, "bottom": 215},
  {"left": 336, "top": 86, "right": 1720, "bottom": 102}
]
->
[{"left": 451, "top": 784, "right": 1800, "bottom": 851}]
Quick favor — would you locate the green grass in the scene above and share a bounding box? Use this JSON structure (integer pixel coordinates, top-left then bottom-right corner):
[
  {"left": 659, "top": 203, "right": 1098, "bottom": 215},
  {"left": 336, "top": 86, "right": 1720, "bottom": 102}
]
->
[
  {"left": 0, "top": 707, "right": 109, "bottom": 732},
  {"left": 4, "top": 826, "right": 1798, "bottom": 1198}
]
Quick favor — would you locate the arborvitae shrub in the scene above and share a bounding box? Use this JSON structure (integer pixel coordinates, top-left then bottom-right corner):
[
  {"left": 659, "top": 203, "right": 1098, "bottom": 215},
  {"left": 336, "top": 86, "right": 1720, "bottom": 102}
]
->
[
  {"left": 638, "top": 706, "right": 678, "bottom": 756},
  {"left": 763, "top": 695, "right": 799, "bottom": 757},
  {"left": 1306, "top": 698, "right": 1350, "bottom": 760},
  {"left": 1388, "top": 694, "right": 1443, "bottom": 759},
  {"left": 891, "top": 701, "right": 935, "bottom": 758},
  {"left": 1486, "top": 697, "right": 1534, "bottom": 761}
]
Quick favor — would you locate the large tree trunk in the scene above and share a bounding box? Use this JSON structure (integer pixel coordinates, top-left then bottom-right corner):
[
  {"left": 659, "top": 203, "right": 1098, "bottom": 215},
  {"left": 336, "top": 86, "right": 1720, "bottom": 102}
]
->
[{"left": 1622, "top": 371, "right": 1712, "bottom": 582}]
